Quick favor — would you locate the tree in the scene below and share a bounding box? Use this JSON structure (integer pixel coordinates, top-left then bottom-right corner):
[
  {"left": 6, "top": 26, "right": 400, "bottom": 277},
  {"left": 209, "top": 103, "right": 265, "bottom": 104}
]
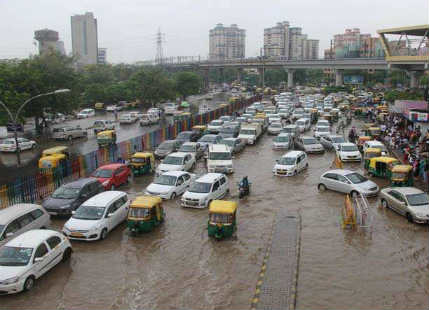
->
[{"left": 174, "top": 72, "right": 201, "bottom": 99}]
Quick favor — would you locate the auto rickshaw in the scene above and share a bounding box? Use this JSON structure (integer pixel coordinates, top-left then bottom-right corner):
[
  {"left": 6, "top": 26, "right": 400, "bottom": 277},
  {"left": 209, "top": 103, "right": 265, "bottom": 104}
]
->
[
  {"left": 130, "top": 152, "right": 155, "bottom": 176},
  {"left": 127, "top": 196, "right": 165, "bottom": 234},
  {"left": 357, "top": 136, "right": 372, "bottom": 152},
  {"left": 366, "top": 127, "right": 382, "bottom": 139},
  {"left": 97, "top": 130, "right": 117, "bottom": 147},
  {"left": 390, "top": 165, "right": 414, "bottom": 187},
  {"left": 208, "top": 200, "right": 237, "bottom": 240},
  {"left": 192, "top": 125, "right": 208, "bottom": 137},
  {"left": 364, "top": 148, "right": 382, "bottom": 169},
  {"left": 38, "top": 153, "right": 67, "bottom": 169},
  {"left": 367, "top": 156, "right": 399, "bottom": 178},
  {"left": 94, "top": 102, "right": 104, "bottom": 110},
  {"left": 255, "top": 112, "right": 267, "bottom": 119}
]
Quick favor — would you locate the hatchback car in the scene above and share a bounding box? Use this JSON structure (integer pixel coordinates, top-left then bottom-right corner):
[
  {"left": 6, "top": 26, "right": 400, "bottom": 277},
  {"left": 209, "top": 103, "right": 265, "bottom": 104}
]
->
[
  {"left": 320, "top": 135, "right": 345, "bottom": 150},
  {"left": 0, "top": 230, "right": 72, "bottom": 294},
  {"left": 221, "top": 137, "right": 245, "bottom": 154},
  {"left": 181, "top": 173, "right": 229, "bottom": 208},
  {"left": 0, "top": 138, "right": 37, "bottom": 152},
  {"left": 175, "top": 131, "right": 200, "bottom": 145},
  {"left": 379, "top": 187, "right": 429, "bottom": 223},
  {"left": 272, "top": 133, "right": 293, "bottom": 150},
  {"left": 154, "top": 140, "right": 181, "bottom": 159},
  {"left": 178, "top": 142, "right": 205, "bottom": 160},
  {"left": 314, "top": 126, "right": 331, "bottom": 140},
  {"left": 295, "top": 136, "right": 324, "bottom": 154},
  {"left": 272, "top": 151, "right": 308, "bottom": 176},
  {"left": 91, "top": 163, "right": 131, "bottom": 190},
  {"left": 198, "top": 134, "right": 223, "bottom": 150},
  {"left": 336, "top": 143, "right": 362, "bottom": 162},
  {"left": 318, "top": 169, "right": 379, "bottom": 197},
  {"left": 145, "top": 171, "right": 195, "bottom": 199},
  {"left": 77, "top": 108, "right": 95, "bottom": 119},
  {"left": 156, "top": 152, "right": 195, "bottom": 175},
  {"left": 207, "top": 120, "right": 224, "bottom": 133},
  {"left": 42, "top": 178, "right": 104, "bottom": 216},
  {"left": 218, "top": 125, "right": 240, "bottom": 139},
  {"left": 62, "top": 191, "right": 129, "bottom": 241},
  {"left": 267, "top": 122, "right": 283, "bottom": 135}
]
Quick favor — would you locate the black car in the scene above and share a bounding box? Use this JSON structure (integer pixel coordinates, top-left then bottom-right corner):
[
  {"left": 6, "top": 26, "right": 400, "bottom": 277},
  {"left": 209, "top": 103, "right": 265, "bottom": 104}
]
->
[
  {"left": 154, "top": 140, "right": 181, "bottom": 159},
  {"left": 175, "top": 131, "right": 200, "bottom": 145},
  {"left": 6, "top": 122, "right": 23, "bottom": 132},
  {"left": 42, "top": 178, "right": 104, "bottom": 216}
]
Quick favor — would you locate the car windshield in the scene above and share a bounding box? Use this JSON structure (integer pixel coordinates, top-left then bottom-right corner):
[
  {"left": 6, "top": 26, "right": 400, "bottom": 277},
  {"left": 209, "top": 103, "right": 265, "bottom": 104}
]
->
[
  {"left": 332, "top": 137, "right": 345, "bottom": 143},
  {"left": 163, "top": 156, "right": 183, "bottom": 165},
  {"left": 179, "top": 145, "right": 195, "bottom": 152},
  {"left": 240, "top": 129, "right": 255, "bottom": 135},
  {"left": 94, "top": 121, "right": 104, "bottom": 127},
  {"left": 317, "top": 127, "right": 329, "bottom": 132},
  {"left": 177, "top": 132, "right": 192, "bottom": 139},
  {"left": 303, "top": 138, "right": 318, "bottom": 145},
  {"left": 406, "top": 193, "right": 429, "bottom": 206},
  {"left": 158, "top": 142, "right": 174, "bottom": 150},
  {"left": 154, "top": 175, "right": 177, "bottom": 186},
  {"left": 283, "top": 128, "right": 294, "bottom": 133},
  {"left": 51, "top": 186, "right": 80, "bottom": 199},
  {"left": 188, "top": 182, "right": 212, "bottom": 193},
  {"left": 209, "top": 152, "right": 231, "bottom": 160},
  {"left": 279, "top": 157, "right": 296, "bottom": 165},
  {"left": 199, "top": 136, "right": 216, "bottom": 142},
  {"left": 92, "top": 169, "right": 113, "bottom": 178},
  {"left": 222, "top": 140, "right": 234, "bottom": 147},
  {"left": 210, "top": 121, "right": 223, "bottom": 126},
  {"left": 220, "top": 127, "right": 235, "bottom": 134},
  {"left": 271, "top": 123, "right": 282, "bottom": 128},
  {"left": 275, "top": 136, "right": 289, "bottom": 142},
  {"left": 0, "top": 246, "right": 33, "bottom": 266},
  {"left": 345, "top": 173, "right": 367, "bottom": 184},
  {"left": 342, "top": 145, "right": 358, "bottom": 152},
  {"left": 73, "top": 205, "right": 105, "bottom": 220}
]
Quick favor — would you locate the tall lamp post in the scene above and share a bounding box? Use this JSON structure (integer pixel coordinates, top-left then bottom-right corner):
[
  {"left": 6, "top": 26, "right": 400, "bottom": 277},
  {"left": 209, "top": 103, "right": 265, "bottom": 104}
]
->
[{"left": 0, "top": 89, "right": 70, "bottom": 166}]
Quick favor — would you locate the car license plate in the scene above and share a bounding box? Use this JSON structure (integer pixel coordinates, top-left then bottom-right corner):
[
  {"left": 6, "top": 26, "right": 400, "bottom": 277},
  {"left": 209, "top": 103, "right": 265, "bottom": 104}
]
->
[
  {"left": 48, "top": 212, "right": 58, "bottom": 215},
  {"left": 70, "top": 232, "right": 84, "bottom": 237}
]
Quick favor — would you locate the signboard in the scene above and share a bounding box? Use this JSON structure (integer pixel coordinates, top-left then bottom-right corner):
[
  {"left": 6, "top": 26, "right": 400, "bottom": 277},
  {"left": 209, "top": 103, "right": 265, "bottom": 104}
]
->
[
  {"left": 344, "top": 75, "right": 364, "bottom": 84},
  {"left": 409, "top": 110, "right": 429, "bottom": 122},
  {"left": 394, "top": 100, "right": 429, "bottom": 122}
]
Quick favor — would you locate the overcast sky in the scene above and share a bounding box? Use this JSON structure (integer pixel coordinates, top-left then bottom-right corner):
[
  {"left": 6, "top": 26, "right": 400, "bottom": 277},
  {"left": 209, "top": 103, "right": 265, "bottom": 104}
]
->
[{"left": 0, "top": 0, "right": 427, "bottom": 63}]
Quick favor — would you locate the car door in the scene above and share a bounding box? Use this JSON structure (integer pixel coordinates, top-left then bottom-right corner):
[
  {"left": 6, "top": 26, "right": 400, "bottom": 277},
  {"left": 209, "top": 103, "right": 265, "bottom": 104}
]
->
[
  {"left": 106, "top": 202, "right": 119, "bottom": 230},
  {"left": 118, "top": 167, "right": 128, "bottom": 185},
  {"left": 3, "top": 219, "right": 21, "bottom": 241},
  {"left": 219, "top": 176, "right": 227, "bottom": 196},
  {"left": 175, "top": 175, "right": 186, "bottom": 194},
  {"left": 336, "top": 175, "right": 351, "bottom": 193},
  {"left": 17, "top": 213, "right": 36, "bottom": 234},
  {"left": 45, "top": 235, "right": 64, "bottom": 267},
  {"left": 322, "top": 173, "right": 337, "bottom": 189},
  {"left": 33, "top": 242, "right": 52, "bottom": 278},
  {"left": 116, "top": 196, "right": 129, "bottom": 223},
  {"left": 211, "top": 181, "right": 221, "bottom": 199},
  {"left": 182, "top": 173, "right": 192, "bottom": 189},
  {"left": 388, "top": 190, "right": 406, "bottom": 215}
]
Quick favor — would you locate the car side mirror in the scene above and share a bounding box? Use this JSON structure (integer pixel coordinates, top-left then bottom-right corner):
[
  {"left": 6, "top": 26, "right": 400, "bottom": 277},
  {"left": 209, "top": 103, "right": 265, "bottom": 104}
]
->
[
  {"left": 71, "top": 211, "right": 76, "bottom": 215},
  {"left": 6, "top": 232, "right": 14, "bottom": 238},
  {"left": 34, "top": 257, "right": 44, "bottom": 263},
  {"left": 107, "top": 213, "right": 114, "bottom": 218},
  {"left": 400, "top": 201, "right": 407, "bottom": 207}
]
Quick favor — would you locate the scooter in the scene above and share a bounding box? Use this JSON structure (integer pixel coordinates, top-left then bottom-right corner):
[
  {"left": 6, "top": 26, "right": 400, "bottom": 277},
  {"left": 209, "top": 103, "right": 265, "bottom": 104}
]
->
[{"left": 238, "top": 182, "right": 251, "bottom": 199}]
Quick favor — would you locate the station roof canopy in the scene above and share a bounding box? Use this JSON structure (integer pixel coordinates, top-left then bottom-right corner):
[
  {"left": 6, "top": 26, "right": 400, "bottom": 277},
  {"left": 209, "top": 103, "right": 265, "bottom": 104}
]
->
[{"left": 377, "top": 25, "right": 429, "bottom": 36}]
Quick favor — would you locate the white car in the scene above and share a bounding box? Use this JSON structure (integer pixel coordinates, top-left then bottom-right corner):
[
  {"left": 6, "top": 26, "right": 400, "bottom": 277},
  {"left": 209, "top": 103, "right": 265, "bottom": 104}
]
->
[
  {"left": 207, "top": 144, "right": 234, "bottom": 174},
  {"left": 106, "top": 105, "right": 118, "bottom": 112},
  {"left": 316, "top": 120, "right": 330, "bottom": 128},
  {"left": 314, "top": 125, "right": 331, "bottom": 140},
  {"left": 320, "top": 135, "right": 346, "bottom": 150},
  {"left": 273, "top": 150, "right": 308, "bottom": 176},
  {"left": 0, "top": 230, "right": 72, "bottom": 294},
  {"left": 119, "top": 113, "right": 137, "bottom": 124},
  {"left": 296, "top": 136, "right": 325, "bottom": 154},
  {"left": 156, "top": 152, "right": 196, "bottom": 175},
  {"left": 336, "top": 143, "right": 362, "bottom": 162},
  {"left": 267, "top": 122, "right": 283, "bottom": 135},
  {"left": 273, "top": 133, "right": 293, "bottom": 150},
  {"left": 181, "top": 173, "right": 229, "bottom": 208},
  {"left": 145, "top": 171, "right": 195, "bottom": 199},
  {"left": 77, "top": 108, "right": 95, "bottom": 119},
  {"left": 207, "top": 120, "right": 224, "bottom": 133},
  {"left": 318, "top": 169, "right": 379, "bottom": 197},
  {"left": 268, "top": 115, "right": 281, "bottom": 124},
  {"left": 0, "top": 138, "right": 36, "bottom": 152},
  {"left": 62, "top": 191, "right": 130, "bottom": 241}
]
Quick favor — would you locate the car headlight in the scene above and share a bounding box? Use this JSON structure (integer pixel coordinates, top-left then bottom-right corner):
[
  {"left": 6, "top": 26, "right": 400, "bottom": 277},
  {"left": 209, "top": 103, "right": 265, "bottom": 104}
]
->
[
  {"left": 102, "top": 180, "right": 109, "bottom": 186},
  {"left": 2, "top": 276, "right": 20, "bottom": 285}
]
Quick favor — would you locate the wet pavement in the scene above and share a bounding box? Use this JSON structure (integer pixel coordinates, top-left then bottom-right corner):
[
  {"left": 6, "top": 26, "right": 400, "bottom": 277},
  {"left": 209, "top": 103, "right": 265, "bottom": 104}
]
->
[{"left": 1, "top": 120, "right": 428, "bottom": 310}]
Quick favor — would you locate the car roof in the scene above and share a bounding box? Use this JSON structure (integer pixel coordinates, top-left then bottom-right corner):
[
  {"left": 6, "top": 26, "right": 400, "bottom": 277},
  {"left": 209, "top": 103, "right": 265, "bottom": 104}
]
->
[
  {"left": 383, "top": 187, "right": 424, "bottom": 195},
  {"left": 0, "top": 204, "right": 43, "bottom": 225},
  {"left": 339, "top": 142, "right": 357, "bottom": 147},
  {"left": 82, "top": 191, "right": 126, "bottom": 207},
  {"left": 323, "top": 169, "right": 355, "bottom": 176},
  {"left": 283, "top": 150, "right": 304, "bottom": 157},
  {"left": 196, "top": 173, "right": 225, "bottom": 182},
  {"left": 209, "top": 144, "right": 230, "bottom": 151},
  {"left": 97, "top": 163, "right": 126, "bottom": 170},
  {"left": 161, "top": 170, "right": 188, "bottom": 177},
  {"left": 166, "top": 152, "right": 189, "bottom": 157},
  {"left": 367, "top": 140, "right": 383, "bottom": 145},
  {"left": 6, "top": 229, "right": 61, "bottom": 248},
  {"left": 63, "top": 178, "right": 98, "bottom": 188},
  {"left": 278, "top": 133, "right": 291, "bottom": 137},
  {"left": 181, "top": 142, "right": 198, "bottom": 146}
]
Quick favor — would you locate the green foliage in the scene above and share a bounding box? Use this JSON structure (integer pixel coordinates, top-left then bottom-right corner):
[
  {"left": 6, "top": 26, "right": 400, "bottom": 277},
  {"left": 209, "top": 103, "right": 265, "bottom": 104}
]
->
[
  {"left": 174, "top": 71, "right": 201, "bottom": 99},
  {"left": 384, "top": 90, "right": 424, "bottom": 103}
]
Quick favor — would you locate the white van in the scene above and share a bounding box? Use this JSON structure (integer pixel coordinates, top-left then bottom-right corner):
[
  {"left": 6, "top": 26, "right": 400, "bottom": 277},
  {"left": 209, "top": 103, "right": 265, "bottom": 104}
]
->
[
  {"left": 181, "top": 173, "right": 229, "bottom": 208},
  {"left": 164, "top": 102, "right": 177, "bottom": 115},
  {"left": 272, "top": 150, "right": 308, "bottom": 177},
  {"left": 296, "top": 118, "right": 310, "bottom": 133},
  {"left": 238, "top": 123, "right": 262, "bottom": 145},
  {"left": 0, "top": 204, "right": 51, "bottom": 246},
  {"left": 207, "top": 144, "right": 233, "bottom": 174}
]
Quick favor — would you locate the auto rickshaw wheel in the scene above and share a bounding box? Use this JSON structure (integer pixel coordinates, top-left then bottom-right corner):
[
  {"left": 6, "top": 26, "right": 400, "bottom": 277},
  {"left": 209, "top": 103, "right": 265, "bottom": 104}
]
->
[{"left": 406, "top": 213, "right": 414, "bottom": 223}]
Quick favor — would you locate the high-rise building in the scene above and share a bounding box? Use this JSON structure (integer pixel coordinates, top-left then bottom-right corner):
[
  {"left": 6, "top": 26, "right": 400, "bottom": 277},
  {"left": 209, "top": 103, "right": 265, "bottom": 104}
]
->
[
  {"left": 71, "top": 12, "right": 98, "bottom": 66},
  {"left": 97, "top": 48, "right": 107, "bottom": 64},
  {"left": 263, "top": 22, "right": 319, "bottom": 60},
  {"left": 34, "top": 29, "right": 66, "bottom": 55},
  {"left": 209, "top": 23, "right": 245, "bottom": 60}
]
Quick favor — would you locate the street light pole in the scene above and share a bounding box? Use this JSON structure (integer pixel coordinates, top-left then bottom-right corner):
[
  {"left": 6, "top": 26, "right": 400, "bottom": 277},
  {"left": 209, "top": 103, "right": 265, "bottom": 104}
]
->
[{"left": 0, "top": 89, "right": 70, "bottom": 166}]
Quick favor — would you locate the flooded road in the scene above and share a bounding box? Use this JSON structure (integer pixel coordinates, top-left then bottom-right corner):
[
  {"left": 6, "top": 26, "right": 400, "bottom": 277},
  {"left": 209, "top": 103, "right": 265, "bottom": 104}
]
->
[{"left": 1, "top": 121, "right": 428, "bottom": 310}]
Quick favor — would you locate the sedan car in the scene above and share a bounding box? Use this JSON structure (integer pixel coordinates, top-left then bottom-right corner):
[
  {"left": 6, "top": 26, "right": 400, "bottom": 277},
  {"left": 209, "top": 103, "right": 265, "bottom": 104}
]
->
[
  {"left": 0, "top": 138, "right": 37, "bottom": 152},
  {"left": 91, "top": 163, "right": 131, "bottom": 190},
  {"left": 154, "top": 140, "right": 181, "bottom": 159},
  {"left": 175, "top": 131, "right": 200, "bottom": 145},
  {"left": 156, "top": 152, "right": 195, "bottom": 175},
  {"left": 272, "top": 133, "right": 293, "bottom": 150},
  {"left": 267, "top": 122, "right": 283, "bottom": 135},
  {"left": 295, "top": 136, "right": 324, "bottom": 154},
  {"left": 207, "top": 120, "right": 224, "bottom": 133},
  {"left": 178, "top": 142, "right": 205, "bottom": 160},
  {"left": 380, "top": 187, "right": 429, "bottom": 223},
  {"left": 314, "top": 125, "right": 331, "bottom": 140},
  {"left": 77, "top": 108, "right": 95, "bottom": 119},
  {"left": 52, "top": 126, "right": 87, "bottom": 141},
  {"left": 320, "top": 135, "right": 345, "bottom": 150},
  {"left": 221, "top": 137, "right": 246, "bottom": 154},
  {"left": 0, "top": 230, "right": 72, "bottom": 294},
  {"left": 318, "top": 169, "right": 379, "bottom": 197},
  {"left": 145, "top": 171, "right": 195, "bottom": 199},
  {"left": 336, "top": 143, "right": 362, "bottom": 162}
]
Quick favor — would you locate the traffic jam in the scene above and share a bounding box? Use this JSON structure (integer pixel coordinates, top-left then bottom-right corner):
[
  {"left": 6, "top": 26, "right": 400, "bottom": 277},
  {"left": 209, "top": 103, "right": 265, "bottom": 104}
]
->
[{"left": 1, "top": 88, "right": 428, "bottom": 297}]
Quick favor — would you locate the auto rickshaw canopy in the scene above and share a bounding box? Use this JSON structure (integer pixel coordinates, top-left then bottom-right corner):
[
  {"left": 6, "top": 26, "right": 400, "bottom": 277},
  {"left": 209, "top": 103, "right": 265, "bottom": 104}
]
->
[
  {"left": 369, "top": 127, "right": 381, "bottom": 131},
  {"left": 130, "top": 195, "right": 162, "bottom": 209},
  {"left": 369, "top": 156, "right": 399, "bottom": 169},
  {"left": 38, "top": 153, "right": 67, "bottom": 168},
  {"left": 358, "top": 136, "right": 372, "bottom": 144},
  {"left": 364, "top": 148, "right": 382, "bottom": 157},
  {"left": 97, "top": 130, "right": 115, "bottom": 138},
  {"left": 209, "top": 200, "right": 238, "bottom": 214},
  {"left": 391, "top": 164, "right": 413, "bottom": 173},
  {"left": 42, "top": 146, "right": 69, "bottom": 157},
  {"left": 255, "top": 113, "right": 267, "bottom": 119},
  {"left": 363, "top": 123, "right": 376, "bottom": 130}
]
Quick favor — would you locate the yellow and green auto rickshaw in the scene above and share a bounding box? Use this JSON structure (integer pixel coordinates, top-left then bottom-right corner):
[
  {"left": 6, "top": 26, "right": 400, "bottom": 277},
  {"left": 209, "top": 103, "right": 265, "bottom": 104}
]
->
[
  {"left": 97, "top": 130, "right": 117, "bottom": 147},
  {"left": 357, "top": 136, "right": 372, "bottom": 152},
  {"left": 363, "top": 148, "right": 382, "bottom": 169},
  {"left": 367, "top": 156, "right": 399, "bottom": 178},
  {"left": 130, "top": 152, "right": 155, "bottom": 176},
  {"left": 208, "top": 200, "right": 237, "bottom": 240},
  {"left": 390, "top": 165, "right": 414, "bottom": 187},
  {"left": 39, "top": 146, "right": 69, "bottom": 169},
  {"left": 127, "top": 196, "right": 165, "bottom": 234},
  {"left": 192, "top": 125, "right": 208, "bottom": 137}
]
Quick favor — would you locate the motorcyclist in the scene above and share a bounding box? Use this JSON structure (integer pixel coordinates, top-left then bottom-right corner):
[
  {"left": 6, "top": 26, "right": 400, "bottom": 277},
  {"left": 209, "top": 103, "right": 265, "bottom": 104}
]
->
[{"left": 239, "top": 176, "right": 249, "bottom": 191}]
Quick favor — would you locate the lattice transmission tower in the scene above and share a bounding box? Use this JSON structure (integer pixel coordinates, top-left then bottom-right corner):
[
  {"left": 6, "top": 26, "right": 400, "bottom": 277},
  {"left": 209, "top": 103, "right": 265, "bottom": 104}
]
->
[{"left": 155, "top": 28, "right": 165, "bottom": 65}]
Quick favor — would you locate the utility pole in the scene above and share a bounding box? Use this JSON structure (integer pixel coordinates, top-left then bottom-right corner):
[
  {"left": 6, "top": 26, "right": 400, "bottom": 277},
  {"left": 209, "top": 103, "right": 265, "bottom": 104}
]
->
[{"left": 155, "top": 27, "right": 165, "bottom": 65}]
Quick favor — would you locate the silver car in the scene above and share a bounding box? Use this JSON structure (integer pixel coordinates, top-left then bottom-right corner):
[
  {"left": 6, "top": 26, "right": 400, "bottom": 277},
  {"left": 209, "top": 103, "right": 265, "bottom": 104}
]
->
[
  {"left": 320, "top": 135, "right": 346, "bottom": 150},
  {"left": 318, "top": 169, "right": 379, "bottom": 197},
  {"left": 221, "top": 137, "right": 246, "bottom": 154},
  {"left": 379, "top": 187, "right": 429, "bottom": 223},
  {"left": 52, "top": 126, "right": 87, "bottom": 141},
  {"left": 295, "top": 136, "right": 324, "bottom": 154}
]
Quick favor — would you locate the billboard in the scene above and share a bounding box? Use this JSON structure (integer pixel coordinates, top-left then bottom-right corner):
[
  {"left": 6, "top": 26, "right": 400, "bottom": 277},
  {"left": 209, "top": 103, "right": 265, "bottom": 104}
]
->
[{"left": 344, "top": 75, "right": 364, "bottom": 84}]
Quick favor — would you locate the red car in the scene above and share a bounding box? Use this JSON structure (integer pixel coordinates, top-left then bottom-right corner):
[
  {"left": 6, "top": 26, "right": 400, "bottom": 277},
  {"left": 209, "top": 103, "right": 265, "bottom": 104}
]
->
[{"left": 91, "top": 163, "right": 131, "bottom": 190}]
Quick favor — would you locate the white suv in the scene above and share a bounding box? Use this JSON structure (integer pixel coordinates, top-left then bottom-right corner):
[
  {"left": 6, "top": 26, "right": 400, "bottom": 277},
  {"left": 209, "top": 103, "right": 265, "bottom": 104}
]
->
[
  {"left": 181, "top": 173, "right": 229, "bottom": 208},
  {"left": 207, "top": 144, "right": 234, "bottom": 174},
  {"left": 273, "top": 151, "right": 308, "bottom": 176}
]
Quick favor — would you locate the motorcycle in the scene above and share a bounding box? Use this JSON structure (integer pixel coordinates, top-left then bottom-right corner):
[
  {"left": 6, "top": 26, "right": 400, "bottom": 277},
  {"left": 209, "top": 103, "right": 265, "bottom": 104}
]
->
[{"left": 238, "top": 181, "right": 251, "bottom": 199}]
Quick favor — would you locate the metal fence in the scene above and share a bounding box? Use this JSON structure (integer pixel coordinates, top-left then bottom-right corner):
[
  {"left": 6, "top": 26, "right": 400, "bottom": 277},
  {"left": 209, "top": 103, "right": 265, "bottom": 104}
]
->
[{"left": 0, "top": 96, "right": 259, "bottom": 208}]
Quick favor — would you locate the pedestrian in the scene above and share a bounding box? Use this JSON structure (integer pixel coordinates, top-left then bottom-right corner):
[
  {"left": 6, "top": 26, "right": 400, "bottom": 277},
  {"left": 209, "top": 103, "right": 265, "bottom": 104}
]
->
[{"left": 114, "top": 109, "right": 118, "bottom": 122}]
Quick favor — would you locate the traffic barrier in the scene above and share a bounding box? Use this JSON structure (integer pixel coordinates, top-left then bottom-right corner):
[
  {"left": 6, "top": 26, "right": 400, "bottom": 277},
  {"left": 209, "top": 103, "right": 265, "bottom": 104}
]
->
[{"left": 0, "top": 95, "right": 261, "bottom": 208}]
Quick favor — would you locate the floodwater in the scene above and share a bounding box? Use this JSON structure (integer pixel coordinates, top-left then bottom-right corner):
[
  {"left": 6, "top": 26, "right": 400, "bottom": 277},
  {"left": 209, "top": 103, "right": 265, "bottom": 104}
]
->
[{"left": 1, "top": 121, "right": 428, "bottom": 310}]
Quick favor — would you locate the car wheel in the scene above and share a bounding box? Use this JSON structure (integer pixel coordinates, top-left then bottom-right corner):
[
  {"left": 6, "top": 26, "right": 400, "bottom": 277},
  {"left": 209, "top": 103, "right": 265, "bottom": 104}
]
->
[
  {"left": 293, "top": 170, "right": 297, "bottom": 176},
  {"left": 110, "top": 184, "right": 116, "bottom": 191},
  {"left": 170, "top": 192, "right": 176, "bottom": 199},
  {"left": 406, "top": 213, "right": 414, "bottom": 223},
  {"left": 318, "top": 183, "right": 326, "bottom": 191},
  {"left": 350, "top": 191, "right": 359, "bottom": 199},
  {"left": 31, "top": 144, "right": 36, "bottom": 150},
  {"left": 68, "top": 136, "right": 72, "bottom": 142},
  {"left": 23, "top": 276, "right": 35, "bottom": 291},
  {"left": 381, "top": 199, "right": 388, "bottom": 209},
  {"left": 191, "top": 163, "right": 196, "bottom": 170},
  {"left": 305, "top": 163, "right": 309, "bottom": 169},
  {"left": 62, "top": 247, "right": 72, "bottom": 262},
  {"left": 100, "top": 228, "right": 108, "bottom": 240}
]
